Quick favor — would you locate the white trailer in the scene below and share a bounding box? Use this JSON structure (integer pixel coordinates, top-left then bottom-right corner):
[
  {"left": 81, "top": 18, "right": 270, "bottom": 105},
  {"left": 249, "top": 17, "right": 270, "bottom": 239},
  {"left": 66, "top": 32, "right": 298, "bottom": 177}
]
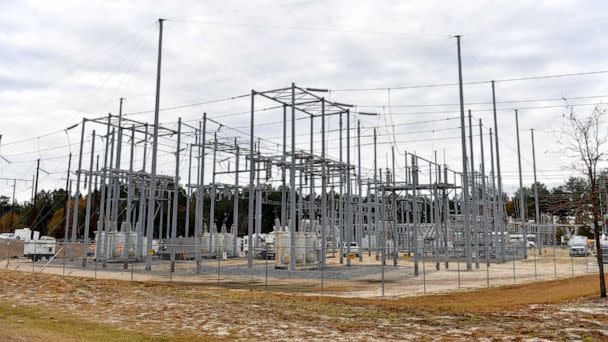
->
[
  {"left": 14, "top": 227, "right": 39, "bottom": 241},
  {"left": 24, "top": 236, "right": 56, "bottom": 261}
]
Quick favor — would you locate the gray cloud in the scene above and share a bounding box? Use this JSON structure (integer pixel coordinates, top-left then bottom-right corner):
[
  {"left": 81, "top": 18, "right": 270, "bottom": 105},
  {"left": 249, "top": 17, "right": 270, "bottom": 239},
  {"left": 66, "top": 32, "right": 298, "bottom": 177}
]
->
[{"left": 0, "top": 0, "right": 607, "bottom": 199}]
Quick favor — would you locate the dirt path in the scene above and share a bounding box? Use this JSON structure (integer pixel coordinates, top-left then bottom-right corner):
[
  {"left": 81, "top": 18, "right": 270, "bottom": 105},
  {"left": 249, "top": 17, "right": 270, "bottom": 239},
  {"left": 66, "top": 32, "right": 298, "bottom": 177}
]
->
[{"left": 0, "top": 270, "right": 607, "bottom": 341}]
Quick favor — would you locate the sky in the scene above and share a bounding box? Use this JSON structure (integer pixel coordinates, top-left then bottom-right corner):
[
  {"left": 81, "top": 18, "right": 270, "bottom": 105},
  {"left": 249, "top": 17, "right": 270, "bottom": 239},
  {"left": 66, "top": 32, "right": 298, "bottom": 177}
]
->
[{"left": 1, "top": 0, "right": 607, "bottom": 202}]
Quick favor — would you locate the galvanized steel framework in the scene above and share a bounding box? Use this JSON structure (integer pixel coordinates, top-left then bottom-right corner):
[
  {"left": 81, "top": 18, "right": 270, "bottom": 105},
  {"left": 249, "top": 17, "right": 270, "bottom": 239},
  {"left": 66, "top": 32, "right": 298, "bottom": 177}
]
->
[
  {"left": 60, "top": 20, "right": 557, "bottom": 279},
  {"left": 63, "top": 82, "right": 557, "bottom": 278}
]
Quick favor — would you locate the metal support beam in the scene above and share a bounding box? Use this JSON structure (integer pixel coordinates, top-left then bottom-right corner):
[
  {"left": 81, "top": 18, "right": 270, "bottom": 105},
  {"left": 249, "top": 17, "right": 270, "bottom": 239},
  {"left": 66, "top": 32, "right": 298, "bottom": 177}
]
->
[
  {"left": 492, "top": 81, "right": 506, "bottom": 262},
  {"left": 248, "top": 91, "right": 256, "bottom": 269},
  {"left": 170, "top": 118, "right": 181, "bottom": 268},
  {"left": 70, "top": 118, "right": 86, "bottom": 260},
  {"left": 455, "top": 35, "right": 472, "bottom": 270},
  {"left": 515, "top": 109, "right": 527, "bottom": 259},
  {"left": 145, "top": 18, "right": 164, "bottom": 271},
  {"left": 83, "top": 131, "right": 95, "bottom": 267},
  {"left": 531, "top": 128, "right": 542, "bottom": 254}
]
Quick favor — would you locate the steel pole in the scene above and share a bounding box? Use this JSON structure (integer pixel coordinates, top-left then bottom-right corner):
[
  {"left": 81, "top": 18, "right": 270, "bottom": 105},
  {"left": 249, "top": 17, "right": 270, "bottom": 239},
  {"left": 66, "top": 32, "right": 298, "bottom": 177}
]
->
[
  {"left": 233, "top": 139, "right": 239, "bottom": 255},
  {"left": 489, "top": 128, "right": 499, "bottom": 261},
  {"left": 281, "top": 104, "right": 287, "bottom": 231},
  {"left": 455, "top": 35, "right": 472, "bottom": 270},
  {"left": 346, "top": 109, "right": 352, "bottom": 267},
  {"left": 62, "top": 154, "right": 72, "bottom": 267},
  {"left": 70, "top": 118, "right": 86, "bottom": 260},
  {"left": 248, "top": 91, "right": 256, "bottom": 269},
  {"left": 391, "top": 146, "right": 397, "bottom": 266},
  {"left": 412, "top": 155, "right": 419, "bottom": 276},
  {"left": 122, "top": 125, "right": 135, "bottom": 267},
  {"left": 339, "top": 113, "right": 344, "bottom": 264},
  {"left": 321, "top": 99, "right": 327, "bottom": 267},
  {"left": 357, "top": 120, "right": 363, "bottom": 262},
  {"left": 209, "top": 132, "right": 218, "bottom": 253},
  {"left": 309, "top": 116, "right": 315, "bottom": 222},
  {"left": 136, "top": 124, "right": 148, "bottom": 259},
  {"left": 170, "top": 118, "right": 181, "bottom": 266},
  {"left": 289, "top": 84, "right": 297, "bottom": 270},
  {"left": 185, "top": 141, "right": 193, "bottom": 238},
  {"left": 469, "top": 110, "right": 480, "bottom": 269},
  {"left": 98, "top": 116, "right": 111, "bottom": 266},
  {"left": 515, "top": 109, "right": 527, "bottom": 259},
  {"left": 479, "top": 120, "right": 490, "bottom": 265},
  {"left": 145, "top": 18, "right": 164, "bottom": 271},
  {"left": 201, "top": 116, "right": 208, "bottom": 234},
  {"left": 443, "top": 166, "right": 450, "bottom": 268},
  {"left": 373, "top": 129, "right": 378, "bottom": 258},
  {"left": 531, "top": 129, "right": 542, "bottom": 254},
  {"left": 83, "top": 131, "right": 96, "bottom": 267},
  {"left": 492, "top": 81, "right": 506, "bottom": 262}
]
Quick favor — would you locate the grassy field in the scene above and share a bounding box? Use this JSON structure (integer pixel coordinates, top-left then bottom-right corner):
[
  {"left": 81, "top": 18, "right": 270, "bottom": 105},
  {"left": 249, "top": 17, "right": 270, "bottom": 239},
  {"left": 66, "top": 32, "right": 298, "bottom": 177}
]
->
[{"left": 0, "top": 269, "right": 606, "bottom": 341}]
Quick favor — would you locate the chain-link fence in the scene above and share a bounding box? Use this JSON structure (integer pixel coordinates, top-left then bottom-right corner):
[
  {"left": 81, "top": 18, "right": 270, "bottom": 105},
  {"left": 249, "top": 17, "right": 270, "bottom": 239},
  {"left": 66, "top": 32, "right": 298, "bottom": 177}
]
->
[{"left": 0, "top": 239, "right": 600, "bottom": 298}]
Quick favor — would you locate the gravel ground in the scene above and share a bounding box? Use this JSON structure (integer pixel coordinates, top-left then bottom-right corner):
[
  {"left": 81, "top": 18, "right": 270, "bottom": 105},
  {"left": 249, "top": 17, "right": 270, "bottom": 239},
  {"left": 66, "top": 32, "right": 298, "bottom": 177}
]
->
[
  {"left": 192, "top": 263, "right": 404, "bottom": 280},
  {"left": 23, "top": 256, "right": 406, "bottom": 280}
]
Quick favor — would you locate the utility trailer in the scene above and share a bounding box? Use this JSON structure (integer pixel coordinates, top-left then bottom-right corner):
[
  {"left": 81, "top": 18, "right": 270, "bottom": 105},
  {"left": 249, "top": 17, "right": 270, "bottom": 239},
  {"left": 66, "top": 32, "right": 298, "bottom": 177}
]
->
[
  {"left": 13, "top": 228, "right": 57, "bottom": 261},
  {"left": 24, "top": 236, "right": 56, "bottom": 261}
]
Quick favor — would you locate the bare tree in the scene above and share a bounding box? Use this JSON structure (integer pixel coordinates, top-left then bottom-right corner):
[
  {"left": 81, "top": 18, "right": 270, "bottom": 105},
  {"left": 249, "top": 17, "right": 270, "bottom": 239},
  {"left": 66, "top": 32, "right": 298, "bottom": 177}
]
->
[{"left": 560, "top": 104, "right": 607, "bottom": 297}]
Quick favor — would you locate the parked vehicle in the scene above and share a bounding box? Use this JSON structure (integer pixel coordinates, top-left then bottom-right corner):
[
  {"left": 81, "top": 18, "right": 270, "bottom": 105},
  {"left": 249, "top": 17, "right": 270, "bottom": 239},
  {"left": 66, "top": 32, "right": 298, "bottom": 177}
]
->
[
  {"left": 569, "top": 235, "right": 589, "bottom": 257},
  {"left": 24, "top": 236, "right": 56, "bottom": 261},
  {"left": 0, "top": 233, "right": 15, "bottom": 240},
  {"left": 342, "top": 242, "right": 360, "bottom": 258},
  {"left": 509, "top": 234, "right": 536, "bottom": 249},
  {"left": 599, "top": 234, "right": 608, "bottom": 263}
]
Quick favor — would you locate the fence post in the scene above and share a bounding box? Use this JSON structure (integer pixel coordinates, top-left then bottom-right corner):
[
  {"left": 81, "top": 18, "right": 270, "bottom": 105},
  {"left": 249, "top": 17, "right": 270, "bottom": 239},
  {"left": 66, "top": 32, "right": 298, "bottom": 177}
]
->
[
  {"left": 169, "top": 244, "right": 173, "bottom": 284},
  {"left": 422, "top": 244, "right": 426, "bottom": 294},
  {"left": 131, "top": 256, "right": 134, "bottom": 282},
  {"left": 4, "top": 240, "right": 8, "bottom": 270},
  {"left": 265, "top": 246, "right": 268, "bottom": 287},
  {"left": 83, "top": 242, "right": 88, "bottom": 268},
  {"left": 456, "top": 247, "right": 461, "bottom": 290},
  {"left": 570, "top": 252, "right": 574, "bottom": 277},
  {"left": 533, "top": 245, "right": 537, "bottom": 280},
  {"left": 217, "top": 248, "right": 221, "bottom": 285},
  {"left": 486, "top": 258, "right": 490, "bottom": 288},
  {"left": 6, "top": 240, "right": 11, "bottom": 270},
  {"left": 553, "top": 236, "right": 557, "bottom": 278},
  {"left": 170, "top": 243, "right": 175, "bottom": 274},
  {"left": 321, "top": 254, "right": 324, "bottom": 295},
  {"left": 381, "top": 246, "right": 385, "bottom": 298},
  {"left": 32, "top": 241, "right": 36, "bottom": 273},
  {"left": 94, "top": 252, "right": 97, "bottom": 278},
  {"left": 512, "top": 245, "right": 516, "bottom": 284}
]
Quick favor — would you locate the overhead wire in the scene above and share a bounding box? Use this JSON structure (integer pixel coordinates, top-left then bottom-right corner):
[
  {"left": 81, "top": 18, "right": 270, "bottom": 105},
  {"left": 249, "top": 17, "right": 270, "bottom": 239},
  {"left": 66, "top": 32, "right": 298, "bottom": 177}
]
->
[{"left": 330, "top": 69, "right": 608, "bottom": 92}]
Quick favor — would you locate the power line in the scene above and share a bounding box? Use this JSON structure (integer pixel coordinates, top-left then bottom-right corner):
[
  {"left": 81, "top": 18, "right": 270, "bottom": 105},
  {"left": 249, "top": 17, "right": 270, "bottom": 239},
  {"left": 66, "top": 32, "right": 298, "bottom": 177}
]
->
[
  {"left": 330, "top": 69, "right": 608, "bottom": 92},
  {"left": 120, "top": 94, "right": 251, "bottom": 118},
  {"left": 6, "top": 91, "right": 605, "bottom": 150},
  {"left": 377, "top": 102, "right": 603, "bottom": 116},
  {"left": 356, "top": 94, "right": 608, "bottom": 108}
]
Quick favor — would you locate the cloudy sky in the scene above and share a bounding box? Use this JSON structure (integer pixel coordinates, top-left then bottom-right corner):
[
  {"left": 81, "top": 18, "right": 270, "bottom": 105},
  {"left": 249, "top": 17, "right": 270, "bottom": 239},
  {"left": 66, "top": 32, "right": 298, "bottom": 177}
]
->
[{"left": 1, "top": 0, "right": 607, "bottom": 201}]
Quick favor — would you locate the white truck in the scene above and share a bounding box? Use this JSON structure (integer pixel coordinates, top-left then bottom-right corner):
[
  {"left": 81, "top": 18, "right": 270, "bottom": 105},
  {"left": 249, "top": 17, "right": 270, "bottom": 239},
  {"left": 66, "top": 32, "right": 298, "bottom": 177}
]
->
[
  {"left": 509, "top": 234, "right": 536, "bottom": 249},
  {"left": 569, "top": 235, "right": 589, "bottom": 257},
  {"left": 343, "top": 241, "right": 361, "bottom": 258}
]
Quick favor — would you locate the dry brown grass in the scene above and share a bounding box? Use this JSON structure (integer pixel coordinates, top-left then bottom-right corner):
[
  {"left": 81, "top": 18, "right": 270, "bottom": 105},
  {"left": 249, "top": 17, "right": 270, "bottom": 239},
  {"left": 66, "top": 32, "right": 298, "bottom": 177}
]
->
[
  {"left": 0, "top": 269, "right": 607, "bottom": 341},
  {"left": 296, "top": 274, "right": 607, "bottom": 314}
]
